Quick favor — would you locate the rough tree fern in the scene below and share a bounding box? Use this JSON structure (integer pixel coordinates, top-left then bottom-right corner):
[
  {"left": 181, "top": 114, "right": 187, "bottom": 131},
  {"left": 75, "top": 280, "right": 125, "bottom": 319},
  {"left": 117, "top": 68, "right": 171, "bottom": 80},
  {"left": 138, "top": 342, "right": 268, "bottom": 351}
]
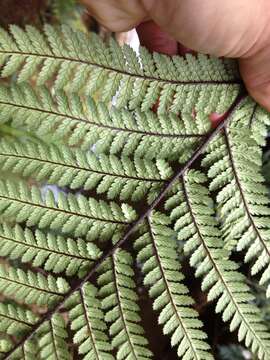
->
[{"left": 0, "top": 24, "right": 269, "bottom": 360}]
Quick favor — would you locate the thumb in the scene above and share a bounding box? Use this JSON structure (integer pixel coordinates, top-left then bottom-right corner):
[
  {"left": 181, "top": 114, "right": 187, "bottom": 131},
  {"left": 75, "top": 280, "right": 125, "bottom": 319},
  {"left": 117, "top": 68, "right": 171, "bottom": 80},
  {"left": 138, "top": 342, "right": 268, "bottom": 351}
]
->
[
  {"left": 136, "top": 21, "right": 194, "bottom": 56},
  {"left": 240, "top": 47, "right": 270, "bottom": 112},
  {"left": 136, "top": 21, "right": 178, "bottom": 55}
]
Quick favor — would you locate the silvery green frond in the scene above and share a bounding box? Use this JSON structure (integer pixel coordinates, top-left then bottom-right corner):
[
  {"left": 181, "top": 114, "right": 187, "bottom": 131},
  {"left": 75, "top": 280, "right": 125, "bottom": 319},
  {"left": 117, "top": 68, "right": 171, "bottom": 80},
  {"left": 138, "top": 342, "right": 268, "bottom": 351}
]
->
[
  {"left": 0, "top": 84, "right": 208, "bottom": 161},
  {"left": 0, "top": 179, "right": 136, "bottom": 241},
  {"left": 135, "top": 213, "right": 213, "bottom": 360},
  {"left": 0, "top": 263, "right": 69, "bottom": 306},
  {"left": 0, "top": 25, "right": 240, "bottom": 114},
  {"left": 69, "top": 283, "right": 114, "bottom": 360},
  {"left": 0, "top": 138, "right": 172, "bottom": 203},
  {"left": 98, "top": 250, "right": 152, "bottom": 360},
  {"left": 165, "top": 170, "right": 270, "bottom": 359},
  {"left": 1, "top": 339, "right": 38, "bottom": 360},
  {"left": 0, "top": 303, "right": 38, "bottom": 337},
  {"left": 38, "top": 314, "right": 71, "bottom": 360},
  {"left": 203, "top": 98, "right": 270, "bottom": 298},
  {"left": 0, "top": 222, "right": 101, "bottom": 277}
]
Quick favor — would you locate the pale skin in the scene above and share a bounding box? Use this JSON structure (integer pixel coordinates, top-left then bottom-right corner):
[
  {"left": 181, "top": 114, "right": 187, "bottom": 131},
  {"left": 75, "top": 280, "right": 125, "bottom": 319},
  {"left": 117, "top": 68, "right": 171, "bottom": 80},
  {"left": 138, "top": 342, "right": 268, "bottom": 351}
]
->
[{"left": 82, "top": 0, "right": 270, "bottom": 111}]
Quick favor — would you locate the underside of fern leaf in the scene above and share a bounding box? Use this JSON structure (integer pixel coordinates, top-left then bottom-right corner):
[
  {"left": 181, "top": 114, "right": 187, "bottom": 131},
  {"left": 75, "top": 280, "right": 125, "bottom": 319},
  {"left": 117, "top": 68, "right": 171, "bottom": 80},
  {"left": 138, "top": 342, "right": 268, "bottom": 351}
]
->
[
  {"left": 0, "top": 23, "right": 270, "bottom": 360},
  {"left": 0, "top": 24, "right": 241, "bottom": 114}
]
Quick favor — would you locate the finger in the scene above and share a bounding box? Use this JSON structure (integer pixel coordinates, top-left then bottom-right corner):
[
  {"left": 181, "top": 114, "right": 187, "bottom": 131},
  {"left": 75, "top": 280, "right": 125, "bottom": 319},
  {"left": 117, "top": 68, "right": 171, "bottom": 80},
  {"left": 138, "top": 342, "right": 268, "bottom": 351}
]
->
[
  {"left": 240, "top": 47, "right": 270, "bottom": 112},
  {"left": 136, "top": 21, "right": 194, "bottom": 57},
  {"left": 178, "top": 43, "right": 196, "bottom": 56},
  {"left": 81, "top": 0, "right": 146, "bottom": 31},
  {"left": 136, "top": 21, "right": 178, "bottom": 55},
  {"left": 141, "top": 0, "right": 267, "bottom": 57}
]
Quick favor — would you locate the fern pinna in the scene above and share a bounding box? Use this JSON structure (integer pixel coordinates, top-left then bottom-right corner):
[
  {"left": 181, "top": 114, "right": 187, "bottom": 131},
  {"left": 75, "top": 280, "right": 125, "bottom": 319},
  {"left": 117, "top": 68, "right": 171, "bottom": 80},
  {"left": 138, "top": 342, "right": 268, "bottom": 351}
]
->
[{"left": 0, "top": 24, "right": 269, "bottom": 360}]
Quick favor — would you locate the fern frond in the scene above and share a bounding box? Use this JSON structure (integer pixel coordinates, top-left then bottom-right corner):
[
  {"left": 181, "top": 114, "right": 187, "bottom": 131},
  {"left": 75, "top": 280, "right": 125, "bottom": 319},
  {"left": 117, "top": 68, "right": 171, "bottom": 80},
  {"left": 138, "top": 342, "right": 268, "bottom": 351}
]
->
[
  {"left": 203, "top": 98, "right": 270, "bottom": 297},
  {"left": 38, "top": 314, "right": 71, "bottom": 360},
  {"left": 0, "top": 138, "right": 172, "bottom": 202},
  {"left": 0, "top": 25, "right": 241, "bottom": 114},
  {"left": 0, "top": 263, "right": 69, "bottom": 306},
  {"left": 98, "top": 250, "right": 152, "bottom": 360},
  {"left": 165, "top": 170, "right": 270, "bottom": 359},
  {"left": 249, "top": 104, "right": 270, "bottom": 146},
  {"left": 0, "top": 303, "right": 38, "bottom": 337},
  {"left": 1, "top": 338, "right": 38, "bottom": 359},
  {"left": 135, "top": 213, "right": 213, "bottom": 360},
  {"left": 0, "top": 179, "right": 136, "bottom": 240},
  {"left": 0, "top": 83, "right": 207, "bottom": 160},
  {"left": 69, "top": 283, "right": 114, "bottom": 360},
  {"left": 1, "top": 22, "right": 264, "bottom": 359},
  {"left": 0, "top": 96, "right": 248, "bottom": 358},
  {"left": 0, "top": 223, "right": 101, "bottom": 277}
]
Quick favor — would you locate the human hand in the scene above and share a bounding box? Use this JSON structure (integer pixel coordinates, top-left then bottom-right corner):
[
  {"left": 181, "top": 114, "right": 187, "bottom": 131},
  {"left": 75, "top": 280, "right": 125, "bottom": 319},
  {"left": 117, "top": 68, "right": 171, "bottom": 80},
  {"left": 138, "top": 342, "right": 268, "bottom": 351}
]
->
[{"left": 82, "top": 0, "right": 270, "bottom": 111}]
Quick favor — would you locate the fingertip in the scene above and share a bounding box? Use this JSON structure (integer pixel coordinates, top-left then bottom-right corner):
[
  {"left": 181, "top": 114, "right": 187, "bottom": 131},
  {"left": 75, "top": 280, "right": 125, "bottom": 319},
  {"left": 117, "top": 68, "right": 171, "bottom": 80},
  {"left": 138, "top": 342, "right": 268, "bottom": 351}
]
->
[
  {"left": 240, "top": 58, "right": 270, "bottom": 113},
  {"left": 178, "top": 43, "right": 196, "bottom": 56},
  {"left": 247, "top": 84, "right": 270, "bottom": 112},
  {"left": 136, "top": 21, "right": 178, "bottom": 55}
]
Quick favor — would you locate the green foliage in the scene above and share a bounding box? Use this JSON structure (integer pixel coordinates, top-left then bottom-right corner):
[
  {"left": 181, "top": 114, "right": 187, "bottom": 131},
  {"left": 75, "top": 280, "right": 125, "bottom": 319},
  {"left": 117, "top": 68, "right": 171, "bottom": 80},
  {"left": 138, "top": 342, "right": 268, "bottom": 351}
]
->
[
  {"left": 135, "top": 214, "right": 212, "bottom": 359},
  {"left": 39, "top": 314, "right": 71, "bottom": 360},
  {"left": 0, "top": 138, "right": 172, "bottom": 202},
  {"left": 166, "top": 171, "right": 270, "bottom": 358},
  {"left": 0, "top": 83, "right": 207, "bottom": 160},
  {"left": 3, "top": 339, "right": 38, "bottom": 360},
  {"left": 98, "top": 250, "right": 152, "bottom": 360},
  {"left": 0, "top": 222, "right": 101, "bottom": 277},
  {"left": 203, "top": 100, "right": 270, "bottom": 298},
  {"left": 0, "top": 24, "right": 269, "bottom": 360},
  {"left": 69, "top": 283, "right": 113, "bottom": 359},
  {"left": 0, "top": 25, "right": 240, "bottom": 114},
  {"left": 0, "top": 263, "right": 69, "bottom": 306},
  {"left": 0, "top": 303, "right": 38, "bottom": 336},
  {"left": 0, "top": 178, "right": 136, "bottom": 241}
]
